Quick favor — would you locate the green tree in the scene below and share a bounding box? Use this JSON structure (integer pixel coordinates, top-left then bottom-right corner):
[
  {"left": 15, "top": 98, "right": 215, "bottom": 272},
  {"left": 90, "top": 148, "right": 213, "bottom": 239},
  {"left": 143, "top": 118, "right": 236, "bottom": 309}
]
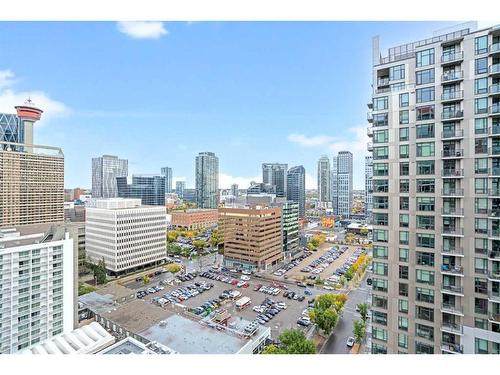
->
[
  {"left": 192, "top": 240, "right": 207, "bottom": 251},
  {"left": 165, "top": 263, "right": 181, "bottom": 273},
  {"left": 344, "top": 267, "right": 354, "bottom": 281},
  {"left": 143, "top": 275, "right": 151, "bottom": 285},
  {"left": 360, "top": 227, "right": 369, "bottom": 236},
  {"left": 357, "top": 303, "right": 369, "bottom": 322},
  {"left": 313, "top": 308, "right": 338, "bottom": 335},
  {"left": 353, "top": 320, "right": 366, "bottom": 344},
  {"left": 278, "top": 329, "right": 316, "bottom": 354},
  {"left": 262, "top": 344, "right": 283, "bottom": 354},
  {"left": 94, "top": 257, "right": 107, "bottom": 285}
]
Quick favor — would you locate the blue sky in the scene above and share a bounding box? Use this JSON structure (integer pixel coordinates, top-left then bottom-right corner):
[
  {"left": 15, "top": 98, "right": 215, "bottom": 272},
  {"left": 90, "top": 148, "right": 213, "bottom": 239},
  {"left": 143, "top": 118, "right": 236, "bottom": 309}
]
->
[{"left": 0, "top": 21, "right": 459, "bottom": 190}]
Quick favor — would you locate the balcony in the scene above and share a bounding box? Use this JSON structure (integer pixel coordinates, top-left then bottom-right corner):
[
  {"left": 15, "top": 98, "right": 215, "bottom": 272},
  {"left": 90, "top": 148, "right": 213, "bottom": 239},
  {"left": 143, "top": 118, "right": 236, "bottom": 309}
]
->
[
  {"left": 442, "top": 284, "right": 464, "bottom": 296},
  {"left": 441, "top": 323, "right": 464, "bottom": 335},
  {"left": 442, "top": 129, "right": 464, "bottom": 139},
  {"left": 489, "top": 125, "right": 500, "bottom": 136},
  {"left": 367, "top": 112, "right": 373, "bottom": 122},
  {"left": 441, "top": 110, "right": 464, "bottom": 120},
  {"left": 491, "top": 43, "right": 500, "bottom": 55},
  {"left": 441, "top": 51, "right": 464, "bottom": 65},
  {"left": 367, "top": 126, "right": 373, "bottom": 137},
  {"left": 441, "top": 303, "right": 464, "bottom": 316},
  {"left": 367, "top": 142, "right": 373, "bottom": 152},
  {"left": 489, "top": 314, "right": 500, "bottom": 323},
  {"left": 442, "top": 169, "right": 464, "bottom": 178},
  {"left": 490, "top": 84, "right": 500, "bottom": 96},
  {"left": 489, "top": 167, "right": 500, "bottom": 176},
  {"left": 441, "top": 247, "right": 464, "bottom": 257},
  {"left": 441, "top": 71, "right": 464, "bottom": 83},
  {"left": 442, "top": 227, "right": 464, "bottom": 237},
  {"left": 441, "top": 188, "right": 464, "bottom": 197},
  {"left": 488, "top": 209, "right": 500, "bottom": 218},
  {"left": 489, "top": 251, "right": 500, "bottom": 260},
  {"left": 488, "top": 270, "right": 500, "bottom": 281},
  {"left": 441, "top": 264, "right": 464, "bottom": 276},
  {"left": 377, "top": 77, "right": 390, "bottom": 87},
  {"left": 488, "top": 291, "right": 500, "bottom": 303},
  {"left": 441, "top": 207, "right": 464, "bottom": 216},
  {"left": 489, "top": 230, "right": 500, "bottom": 239},
  {"left": 441, "top": 90, "right": 464, "bottom": 102},
  {"left": 490, "top": 64, "right": 500, "bottom": 76},
  {"left": 441, "top": 342, "right": 464, "bottom": 354},
  {"left": 490, "top": 104, "right": 500, "bottom": 116},
  {"left": 441, "top": 149, "right": 464, "bottom": 158},
  {"left": 490, "top": 188, "right": 500, "bottom": 197}
]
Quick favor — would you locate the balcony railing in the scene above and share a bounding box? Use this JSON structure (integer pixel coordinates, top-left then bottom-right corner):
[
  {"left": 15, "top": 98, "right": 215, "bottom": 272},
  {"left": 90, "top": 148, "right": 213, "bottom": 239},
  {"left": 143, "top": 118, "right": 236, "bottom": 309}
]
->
[
  {"left": 442, "top": 227, "right": 464, "bottom": 236},
  {"left": 489, "top": 251, "right": 500, "bottom": 260},
  {"left": 490, "top": 64, "right": 500, "bottom": 75},
  {"left": 441, "top": 207, "right": 464, "bottom": 216},
  {"left": 490, "top": 104, "right": 500, "bottom": 115},
  {"left": 442, "top": 149, "right": 464, "bottom": 158},
  {"left": 367, "top": 127, "right": 373, "bottom": 137},
  {"left": 367, "top": 112, "right": 373, "bottom": 122},
  {"left": 490, "top": 125, "right": 500, "bottom": 135},
  {"left": 442, "top": 129, "right": 464, "bottom": 139},
  {"left": 489, "top": 270, "right": 500, "bottom": 280},
  {"left": 441, "top": 188, "right": 464, "bottom": 196},
  {"left": 488, "top": 209, "right": 500, "bottom": 218},
  {"left": 441, "top": 90, "right": 464, "bottom": 101},
  {"left": 442, "top": 71, "right": 464, "bottom": 82},
  {"left": 442, "top": 169, "right": 464, "bottom": 177},
  {"left": 441, "top": 322, "right": 464, "bottom": 335},
  {"left": 367, "top": 142, "right": 373, "bottom": 151},
  {"left": 442, "top": 110, "right": 464, "bottom": 120},
  {"left": 491, "top": 43, "right": 500, "bottom": 54},
  {"left": 377, "top": 77, "right": 390, "bottom": 87},
  {"left": 441, "top": 246, "right": 464, "bottom": 256},
  {"left": 441, "top": 51, "right": 464, "bottom": 64},
  {"left": 489, "top": 230, "right": 500, "bottom": 238},
  {"left": 489, "top": 314, "right": 500, "bottom": 323},
  {"left": 441, "top": 264, "right": 464, "bottom": 275},
  {"left": 490, "top": 167, "right": 500, "bottom": 176},
  {"left": 491, "top": 84, "right": 500, "bottom": 95},
  {"left": 442, "top": 285, "right": 464, "bottom": 294},
  {"left": 489, "top": 291, "right": 500, "bottom": 302},
  {"left": 441, "top": 342, "right": 464, "bottom": 354}
]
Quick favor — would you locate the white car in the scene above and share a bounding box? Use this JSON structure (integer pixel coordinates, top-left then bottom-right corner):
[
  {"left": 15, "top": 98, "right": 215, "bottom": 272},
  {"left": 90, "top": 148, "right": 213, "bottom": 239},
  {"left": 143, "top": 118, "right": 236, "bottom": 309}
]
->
[
  {"left": 323, "top": 285, "right": 334, "bottom": 290},
  {"left": 242, "top": 270, "right": 252, "bottom": 275},
  {"left": 240, "top": 275, "right": 250, "bottom": 281},
  {"left": 346, "top": 337, "right": 355, "bottom": 347},
  {"left": 253, "top": 305, "right": 265, "bottom": 313}
]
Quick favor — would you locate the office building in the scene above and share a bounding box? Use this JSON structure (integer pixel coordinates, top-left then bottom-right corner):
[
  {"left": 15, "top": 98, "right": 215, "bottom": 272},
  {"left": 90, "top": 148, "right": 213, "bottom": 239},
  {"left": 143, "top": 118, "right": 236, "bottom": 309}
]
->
[
  {"left": 262, "top": 163, "right": 288, "bottom": 198},
  {"left": 161, "top": 167, "right": 173, "bottom": 194},
  {"left": 195, "top": 152, "right": 219, "bottom": 209},
  {"left": 91, "top": 155, "right": 128, "bottom": 199},
  {"left": 337, "top": 151, "right": 353, "bottom": 218},
  {"left": 247, "top": 182, "right": 276, "bottom": 195},
  {"left": 175, "top": 181, "right": 186, "bottom": 199},
  {"left": 368, "top": 24, "right": 500, "bottom": 354},
  {"left": 365, "top": 155, "right": 374, "bottom": 220},
  {"left": 287, "top": 165, "right": 306, "bottom": 218},
  {"left": 183, "top": 188, "right": 197, "bottom": 203},
  {"left": 231, "top": 183, "right": 239, "bottom": 197},
  {"left": 276, "top": 201, "right": 300, "bottom": 259},
  {"left": 219, "top": 206, "right": 283, "bottom": 271},
  {"left": 116, "top": 175, "right": 165, "bottom": 206},
  {"left": 85, "top": 198, "right": 167, "bottom": 275},
  {"left": 317, "top": 155, "right": 331, "bottom": 208},
  {"left": 331, "top": 156, "right": 338, "bottom": 214},
  {"left": 170, "top": 209, "right": 218, "bottom": 230},
  {"left": 0, "top": 225, "right": 75, "bottom": 354}
]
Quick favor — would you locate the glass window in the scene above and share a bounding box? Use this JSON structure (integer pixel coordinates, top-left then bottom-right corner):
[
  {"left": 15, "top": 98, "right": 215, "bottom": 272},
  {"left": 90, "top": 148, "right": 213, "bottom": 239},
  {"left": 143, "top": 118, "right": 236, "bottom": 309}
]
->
[
  {"left": 416, "top": 216, "right": 435, "bottom": 230},
  {"left": 373, "top": 129, "right": 389, "bottom": 143},
  {"left": 373, "top": 179, "right": 388, "bottom": 193},
  {"left": 373, "top": 163, "right": 389, "bottom": 176},
  {"left": 416, "top": 269, "right": 435, "bottom": 285},
  {"left": 416, "top": 48, "right": 435, "bottom": 67},
  {"left": 416, "top": 251, "right": 435, "bottom": 266},
  {"left": 475, "top": 35, "right": 488, "bottom": 55},
  {"left": 399, "top": 110, "right": 409, "bottom": 124},
  {"left": 399, "top": 214, "right": 409, "bottom": 228},
  {"left": 416, "top": 87, "right": 435, "bottom": 103},
  {"left": 373, "top": 246, "right": 388, "bottom": 259},
  {"left": 398, "top": 299, "right": 408, "bottom": 313},
  {"left": 417, "top": 233, "right": 435, "bottom": 248},
  {"left": 400, "top": 180, "right": 409, "bottom": 194},
  {"left": 399, "top": 127, "right": 409, "bottom": 141},
  {"left": 399, "top": 266, "right": 409, "bottom": 280},
  {"left": 415, "top": 323, "right": 434, "bottom": 340},
  {"left": 373, "top": 146, "right": 389, "bottom": 160},
  {"left": 399, "top": 231, "right": 409, "bottom": 245},
  {"left": 400, "top": 196, "right": 409, "bottom": 210},
  {"left": 372, "top": 327, "right": 388, "bottom": 342},
  {"left": 475, "top": 338, "right": 488, "bottom": 354},
  {"left": 475, "top": 57, "right": 488, "bottom": 75},
  {"left": 416, "top": 124, "right": 434, "bottom": 139},
  {"left": 416, "top": 68, "right": 435, "bottom": 85},
  {"left": 400, "top": 162, "right": 409, "bottom": 176},
  {"left": 416, "top": 160, "right": 435, "bottom": 175},
  {"left": 373, "top": 96, "right": 389, "bottom": 111},
  {"left": 416, "top": 105, "right": 434, "bottom": 121},
  {"left": 399, "top": 144, "right": 409, "bottom": 158},
  {"left": 475, "top": 118, "right": 488, "bottom": 134},
  {"left": 373, "top": 229, "right": 388, "bottom": 242},
  {"left": 475, "top": 78, "right": 488, "bottom": 94},
  {"left": 399, "top": 248, "right": 409, "bottom": 262},
  {"left": 475, "top": 98, "right": 488, "bottom": 114},
  {"left": 399, "top": 93, "right": 409, "bottom": 107},
  {"left": 373, "top": 262, "right": 388, "bottom": 276},
  {"left": 398, "top": 316, "right": 408, "bottom": 331},
  {"left": 373, "top": 113, "right": 388, "bottom": 127},
  {"left": 475, "top": 158, "right": 488, "bottom": 174},
  {"left": 390, "top": 65, "right": 405, "bottom": 81},
  {"left": 416, "top": 179, "right": 435, "bottom": 193},
  {"left": 475, "top": 178, "right": 488, "bottom": 194},
  {"left": 416, "top": 287, "right": 435, "bottom": 303},
  {"left": 398, "top": 334, "right": 408, "bottom": 349},
  {"left": 416, "top": 142, "right": 435, "bottom": 157}
]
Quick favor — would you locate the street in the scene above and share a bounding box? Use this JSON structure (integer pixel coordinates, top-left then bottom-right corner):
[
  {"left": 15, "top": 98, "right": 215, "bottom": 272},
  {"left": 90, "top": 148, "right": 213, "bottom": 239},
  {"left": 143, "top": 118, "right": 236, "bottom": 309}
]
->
[{"left": 320, "top": 274, "right": 371, "bottom": 354}]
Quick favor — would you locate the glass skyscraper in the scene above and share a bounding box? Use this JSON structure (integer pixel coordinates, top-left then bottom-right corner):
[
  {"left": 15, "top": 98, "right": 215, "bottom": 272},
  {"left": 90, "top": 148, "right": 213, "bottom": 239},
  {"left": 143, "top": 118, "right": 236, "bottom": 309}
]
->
[
  {"left": 195, "top": 152, "right": 219, "bottom": 209},
  {"left": 116, "top": 175, "right": 165, "bottom": 206}
]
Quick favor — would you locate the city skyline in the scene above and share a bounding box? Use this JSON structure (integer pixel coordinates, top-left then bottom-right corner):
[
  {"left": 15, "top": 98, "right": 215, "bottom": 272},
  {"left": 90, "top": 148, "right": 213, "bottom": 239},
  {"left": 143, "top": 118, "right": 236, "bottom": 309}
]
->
[{"left": 0, "top": 21, "right": 463, "bottom": 191}]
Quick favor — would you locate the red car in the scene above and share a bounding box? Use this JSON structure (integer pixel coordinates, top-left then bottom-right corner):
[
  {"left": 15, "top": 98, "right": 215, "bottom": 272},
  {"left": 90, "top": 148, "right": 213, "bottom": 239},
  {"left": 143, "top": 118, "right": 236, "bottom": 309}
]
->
[
  {"left": 254, "top": 284, "right": 263, "bottom": 291},
  {"left": 242, "top": 282, "right": 250, "bottom": 288},
  {"left": 231, "top": 279, "right": 239, "bottom": 285}
]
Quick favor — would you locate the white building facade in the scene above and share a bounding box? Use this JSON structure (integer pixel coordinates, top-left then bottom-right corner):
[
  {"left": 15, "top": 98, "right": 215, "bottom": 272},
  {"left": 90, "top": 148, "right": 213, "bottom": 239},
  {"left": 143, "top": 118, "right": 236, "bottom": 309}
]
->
[{"left": 85, "top": 198, "right": 167, "bottom": 275}]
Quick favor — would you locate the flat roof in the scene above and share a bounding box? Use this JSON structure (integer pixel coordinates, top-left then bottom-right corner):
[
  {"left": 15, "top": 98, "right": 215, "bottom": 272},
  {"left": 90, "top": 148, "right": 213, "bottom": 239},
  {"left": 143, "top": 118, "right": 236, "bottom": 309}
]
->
[{"left": 99, "top": 337, "right": 156, "bottom": 355}]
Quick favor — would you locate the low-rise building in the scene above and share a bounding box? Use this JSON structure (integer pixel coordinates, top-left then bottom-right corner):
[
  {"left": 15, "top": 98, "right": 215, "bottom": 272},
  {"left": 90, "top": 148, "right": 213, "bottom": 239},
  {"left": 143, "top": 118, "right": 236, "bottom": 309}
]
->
[
  {"left": 170, "top": 209, "right": 218, "bottom": 230},
  {"left": 85, "top": 198, "right": 166, "bottom": 275}
]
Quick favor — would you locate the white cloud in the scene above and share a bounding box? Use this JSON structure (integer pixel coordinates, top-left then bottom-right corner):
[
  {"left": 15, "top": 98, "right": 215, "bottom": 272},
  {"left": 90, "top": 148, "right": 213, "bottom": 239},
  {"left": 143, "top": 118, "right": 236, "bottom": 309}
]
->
[
  {"left": 0, "top": 69, "right": 69, "bottom": 124},
  {"left": 219, "top": 173, "right": 260, "bottom": 190},
  {"left": 117, "top": 21, "right": 168, "bottom": 39},
  {"left": 287, "top": 133, "right": 336, "bottom": 147},
  {"left": 173, "top": 176, "right": 186, "bottom": 184},
  {"left": 305, "top": 173, "right": 316, "bottom": 190}
]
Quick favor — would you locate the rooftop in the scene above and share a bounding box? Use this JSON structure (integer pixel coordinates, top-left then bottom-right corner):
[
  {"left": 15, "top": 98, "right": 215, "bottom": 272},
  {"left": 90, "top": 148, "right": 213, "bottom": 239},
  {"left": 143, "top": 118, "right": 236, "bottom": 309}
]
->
[
  {"left": 0, "top": 224, "right": 69, "bottom": 250},
  {"left": 99, "top": 337, "right": 156, "bottom": 354}
]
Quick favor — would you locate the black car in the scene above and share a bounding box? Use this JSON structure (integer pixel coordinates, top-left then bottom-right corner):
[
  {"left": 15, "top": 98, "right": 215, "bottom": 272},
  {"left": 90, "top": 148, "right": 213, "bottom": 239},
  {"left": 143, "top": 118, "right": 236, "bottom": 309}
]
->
[
  {"left": 298, "top": 296, "right": 305, "bottom": 302},
  {"left": 366, "top": 278, "right": 373, "bottom": 286}
]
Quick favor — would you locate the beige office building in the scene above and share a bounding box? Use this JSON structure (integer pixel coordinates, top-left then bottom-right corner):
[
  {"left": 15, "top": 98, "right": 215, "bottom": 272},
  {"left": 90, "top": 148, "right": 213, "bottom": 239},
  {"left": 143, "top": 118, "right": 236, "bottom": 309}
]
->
[
  {"left": 219, "top": 206, "right": 283, "bottom": 271},
  {"left": 368, "top": 23, "right": 500, "bottom": 354},
  {"left": 0, "top": 142, "right": 64, "bottom": 227}
]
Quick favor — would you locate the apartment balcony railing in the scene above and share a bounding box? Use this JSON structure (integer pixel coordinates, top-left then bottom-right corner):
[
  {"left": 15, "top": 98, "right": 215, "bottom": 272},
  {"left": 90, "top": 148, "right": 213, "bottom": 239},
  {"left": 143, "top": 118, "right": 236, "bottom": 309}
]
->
[
  {"left": 441, "top": 90, "right": 464, "bottom": 101},
  {"left": 491, "top": 43, "right": 500, "bottom": 54},
  {"left": 441, "top": 342, "right": 464, "bottom": 354},
  {"left": 442, "top": 71, "right": 464, "bottom": 82},
  {"left": 489, "top": 230, "right": 500, "bottom": 239},
  {"left": 367, "top": 112, "right": 373, "bottom": 122},
  {"left": 441, "top": 188, "right": 464, "bottom": 196},
  {"left": 442, "top": 129, "right": 464, "bottom": 139},
  {"left": 490, "top": 104, "right": 500, "bottom": 115},
  {"left": 441, "top": 51, "right": 464, "bottom": 64},
  {"left": 489, "top": 167, "right": 500, "bottom": 176},
  {"left": 442, "top": 149, "right": 464, "bottom": 158},
  {"left": 367, "top": 127, "right": 373, "bottom": 137},
  {"left": 489, "top": 251, "right": 500, "bottom": 260},
  {"left": 490, "top": 146, "right": 500, "bottom": 156},
  {"left": 442, "top": 169, "right": 464, "bottom": 177},
  {"left": 377, "top": 77, "right": 390, "bottom": 87},
  {"left": 441, "top": 207, "right": 464, "bottom": 216},
  {"left": 441, "top": 322, "right": 464, "bottom": 335},
  {"left": 441, "top": 303, "right": 463, "bottom": 315},
  {"left": 490, "top": 125, "right": 500, "bottom": 135},
  {"left": 490, "top": 84, "right": 500, "bottom": 96},
  {"left": 442, "top": 110, "right": 464, "bottom": 120},
  {"left": 441, "top": 246, "right": 464, "bottom": 256},
  {"left": 442, "top": 285, "right": 464, "bottom": 294},
  {"left": 488, "top": 209, "right": 500, "bottom": 218},
  {"left": 441, "top": 264, "right": 464, "bottom": 275},
  {"left": 367, "top": 142, "right": 373, "bottom": 152},
  {"left": 490, "top": 64, "right": 500, "bottom": 75},
  {"left": 489, "top": 270, "right": 500, "bottom": 280},
  {"left": 489, "top": 314, "right": 500, "bottom": 323}
]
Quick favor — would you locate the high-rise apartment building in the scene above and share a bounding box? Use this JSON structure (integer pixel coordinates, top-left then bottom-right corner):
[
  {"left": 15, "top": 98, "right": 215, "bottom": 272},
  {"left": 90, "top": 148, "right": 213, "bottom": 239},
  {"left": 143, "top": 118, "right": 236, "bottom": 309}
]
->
[
  {"left": 231, "top": 183, "right": 239, "bottom": 197},
  {"left": 277, "top": 201, "right": 300, "bottom": 260},
  {"left": 317, "top": 155, "right": 330, "bottom": 208},
  {"left": 91, "top": 155, "right": 128, "bottom": 199},
  {"left": 161, "top": 167, "right": 173, "bottom": 194},
  {"left": 0, "top": 225, "right": 75, "bottom": 354},
  {"left": 368, "top": 24, "right": 500, "bottom": 354},
  {"left": 365, "top": 155, "right": 374, "bottom": 220},
  {"left": 195, "top": 152, "right": 219, "bottom": 209},
  {"left": 85, "top": 198, "right": 166, "bottom": 275},
  {"left": 219, "top": 206, "right": 283, "bottom": 271},
  {"left": 331, "top": 156, "right": 338, "bottom": 214},
  {"left": 176, "top": 181, "right": 186, "bottom": 199},
  {"left": 116, "top": 175, "right": 165, "bottom": 206},
  {"left": 262, "top": 163, "right": 288, "bottom": 198},
  {"left": 286, "top": 165, "right": 306, "bottom": 218},
  {"left": 337, "top": 151, "right": 353, "bottom": 218}
]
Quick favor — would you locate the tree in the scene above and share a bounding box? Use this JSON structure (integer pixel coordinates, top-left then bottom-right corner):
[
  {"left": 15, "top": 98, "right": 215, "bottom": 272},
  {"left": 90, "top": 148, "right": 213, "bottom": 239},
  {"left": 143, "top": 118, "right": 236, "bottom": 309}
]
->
[
  {"left": 360, "top": 227, "right": 369, "bottom": 236},
  {"left": 143, "top": 275, "right": 151, "bottom": 285},
  {"left": 353, "top": 320, "right": 366, "bottom": 344},
  {"left": 344, "top": 267, "right": 354, "bottom": 281},
  {"left": 93, "top": 257, "right": 107, "bottom": 285},
  {"left": 277, "top": 329, "right": 316, "bottom": 354},
  {"left": 358, "top": 303, "right": 369, "bottom": 322},
  {"left": 165, "top": 263, "right": 181, "bottom": 273},
  {"left": 192, "top": 240, "right": 207, "bottom": 251},
  {"left": 209, "top": 231, "right": 220, "bottom": 247},
  {"left": 313, "top": 308, "right": 338, "bottom": 335},
  {"left": 262, "top": 344, "right": 282, "bottom": 354},
  {"left": 167, "top": 231, "right": 179, "bottom": 243},
  {"left": 310, "top": 293, "right": 347, "bottom": 335}
]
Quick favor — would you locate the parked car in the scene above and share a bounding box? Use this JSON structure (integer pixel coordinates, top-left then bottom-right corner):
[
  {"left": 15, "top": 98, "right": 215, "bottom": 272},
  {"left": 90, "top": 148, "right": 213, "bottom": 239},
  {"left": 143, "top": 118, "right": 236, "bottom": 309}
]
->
[{"left": 346, "top": 337, "right": 355, "bottom": 347}]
